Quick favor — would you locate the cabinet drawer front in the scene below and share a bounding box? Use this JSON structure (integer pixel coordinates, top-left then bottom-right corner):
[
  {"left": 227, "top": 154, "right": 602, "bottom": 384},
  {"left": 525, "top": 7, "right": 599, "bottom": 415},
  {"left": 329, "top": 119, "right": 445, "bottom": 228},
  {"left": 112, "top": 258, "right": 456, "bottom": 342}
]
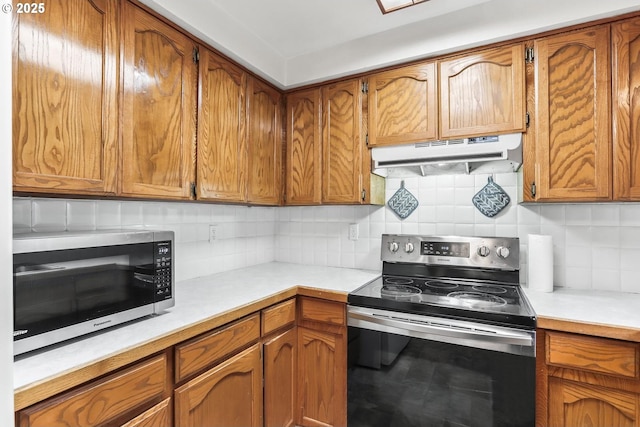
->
[
  {"left": 19, "top": 354, "right": 167, "bottom": 427},
  {"left": 262, "top": 298, "right": 296, "bottom": 336},
  {"left": 547, "top": 331, "right": 639, "bottom": 379},
  {"left": 175, "top": 314, "right": 260, "bottom": 382},
  {"left": 299, "top": 297, "right": 345, "bottom": 326}
]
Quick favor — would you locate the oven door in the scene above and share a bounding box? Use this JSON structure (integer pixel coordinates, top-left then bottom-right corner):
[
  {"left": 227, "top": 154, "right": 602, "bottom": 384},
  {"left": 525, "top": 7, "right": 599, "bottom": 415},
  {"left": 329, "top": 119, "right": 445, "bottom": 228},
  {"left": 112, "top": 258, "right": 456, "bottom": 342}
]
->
[{"left": 347, "top": 306, "right": 535, "bottom": 427}]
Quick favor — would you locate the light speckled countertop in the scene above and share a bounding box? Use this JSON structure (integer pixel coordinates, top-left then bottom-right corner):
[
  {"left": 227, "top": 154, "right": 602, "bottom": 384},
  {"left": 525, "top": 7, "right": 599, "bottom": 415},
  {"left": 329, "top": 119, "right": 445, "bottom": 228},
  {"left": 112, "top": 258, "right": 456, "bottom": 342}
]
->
[
  {"left": 14, "top": 262, "right": 640, "bottom": 409},
  {"left": 13, "top": 262, "right": 380, "bottom": 401},
  {"left": 524, "top": 286, "right": 640, "bottom": 332}
]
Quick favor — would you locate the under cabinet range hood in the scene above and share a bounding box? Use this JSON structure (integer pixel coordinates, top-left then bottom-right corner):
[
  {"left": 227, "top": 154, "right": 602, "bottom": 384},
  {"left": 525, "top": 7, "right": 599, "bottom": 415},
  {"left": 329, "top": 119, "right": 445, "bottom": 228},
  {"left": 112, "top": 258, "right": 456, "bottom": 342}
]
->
[{"left": 371, "top": 133, "right": 523, "bottom": 176}]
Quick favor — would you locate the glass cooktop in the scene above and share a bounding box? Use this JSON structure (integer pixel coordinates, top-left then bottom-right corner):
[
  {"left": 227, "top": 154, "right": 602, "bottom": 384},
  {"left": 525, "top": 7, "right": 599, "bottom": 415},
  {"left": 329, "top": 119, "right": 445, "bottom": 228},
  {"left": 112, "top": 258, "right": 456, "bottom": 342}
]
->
[{"left": 349, "top": 275, "right": 536, "bottom": 329}]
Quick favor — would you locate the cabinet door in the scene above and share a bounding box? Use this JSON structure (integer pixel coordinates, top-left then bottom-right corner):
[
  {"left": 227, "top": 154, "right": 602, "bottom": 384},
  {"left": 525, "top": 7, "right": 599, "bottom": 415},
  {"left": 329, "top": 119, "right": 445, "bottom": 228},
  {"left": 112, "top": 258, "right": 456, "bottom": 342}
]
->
[
  {"left": 285, "top": 88, "right": 322, "bottom": 205},
  {"left": 548, "top": 378, "right": 638, "bottom": 427},
  {"left": 175, "top": 344, "right": 263, "bottom": 427},
  {"left": 121, "top": 2, "right": 197, "bottom": 199},
  {"left": 613, "top": 17, "right": 640, "bottom": 200},
  {"left": 247, "top": 77, "right": 282, "bottom": 205},
  {"left": 264, "top": 328, "right": 296, "bottom": 427},
  {"left": 120, "top": 398, "right": 171, "bottom": 427},
  {"left": 197, "top": 48, "right": 248, "bottom": 202},
  {"left": 322, "top": 79, "right": 364, "bottom": 204},
  {"left": 297, "top": 327, "right": 346, "bottom": 427},
  {"left": 368, "top": 62, "right": 437, "bottom": 146},
  {"left": 12, "top": 0, "right": 118, "bottom": 195},
  {"left": 439, "top": 43, "right": 525, "bottom": 139},
  {"left": 534, "top": 26, "right": 611, "bottom": 201}
]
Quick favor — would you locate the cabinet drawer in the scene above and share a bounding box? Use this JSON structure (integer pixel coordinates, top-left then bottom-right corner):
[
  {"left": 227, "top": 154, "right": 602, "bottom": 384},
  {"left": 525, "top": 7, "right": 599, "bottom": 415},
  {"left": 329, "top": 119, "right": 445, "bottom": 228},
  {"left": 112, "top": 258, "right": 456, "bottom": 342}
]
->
[
  {"left": 262, "top": 298, "right": 296, "bottom": 336},
  {"left": 18, "top": 354, "right": 168, "bottom": 427},
  {"left": 175, "top": 313, "right": 260, "bottom": 382},
  {"left": 546, "top": 331, "right": 639, "bottom": 379},
  {"left": 299, "top": 296, "right": 345, "bottom": 326}
]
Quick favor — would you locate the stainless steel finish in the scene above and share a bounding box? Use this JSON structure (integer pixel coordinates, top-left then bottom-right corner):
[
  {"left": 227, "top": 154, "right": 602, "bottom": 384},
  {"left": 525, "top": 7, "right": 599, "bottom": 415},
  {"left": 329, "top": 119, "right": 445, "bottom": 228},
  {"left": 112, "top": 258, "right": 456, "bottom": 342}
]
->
[
  {"left": 14, "top": 305, "right": 156, "bottom": 356},
  {"left": 348, "top": 306, "right": 535, "bottom": 357},
  {"left": 13, "top": 229, "right": 174, "bottom": 254},
  {"left": 381, "top": 234, "right": 520, "bottom": 270}
]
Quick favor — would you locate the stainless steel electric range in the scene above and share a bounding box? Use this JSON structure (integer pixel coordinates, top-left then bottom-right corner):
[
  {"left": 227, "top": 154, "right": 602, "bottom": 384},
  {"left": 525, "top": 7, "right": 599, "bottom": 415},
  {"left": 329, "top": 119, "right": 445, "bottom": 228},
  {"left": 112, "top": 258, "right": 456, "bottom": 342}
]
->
[{"left": 347, "top": 234, "right": 536, "bottom": 427}]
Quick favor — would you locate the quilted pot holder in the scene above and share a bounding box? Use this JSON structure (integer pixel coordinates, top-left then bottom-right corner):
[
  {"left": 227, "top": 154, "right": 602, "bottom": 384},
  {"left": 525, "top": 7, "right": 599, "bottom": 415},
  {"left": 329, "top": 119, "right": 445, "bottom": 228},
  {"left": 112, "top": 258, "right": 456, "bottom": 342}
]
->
[
  {"left": 472, "top": 176, "right": 510, "bottom": 218},
  {"left": 388, "top": 180, "right": 419, "bottom": 220}
]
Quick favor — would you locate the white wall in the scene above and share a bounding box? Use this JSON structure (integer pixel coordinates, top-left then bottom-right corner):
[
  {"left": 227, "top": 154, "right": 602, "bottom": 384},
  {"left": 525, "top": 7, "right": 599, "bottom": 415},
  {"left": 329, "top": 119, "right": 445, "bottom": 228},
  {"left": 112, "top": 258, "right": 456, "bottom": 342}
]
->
[
  {"left": 276, "top": 173, "right": 640, "bottom": 293},
  {"left": 1, "top": 5, "right": 14, "bottom": 426}
]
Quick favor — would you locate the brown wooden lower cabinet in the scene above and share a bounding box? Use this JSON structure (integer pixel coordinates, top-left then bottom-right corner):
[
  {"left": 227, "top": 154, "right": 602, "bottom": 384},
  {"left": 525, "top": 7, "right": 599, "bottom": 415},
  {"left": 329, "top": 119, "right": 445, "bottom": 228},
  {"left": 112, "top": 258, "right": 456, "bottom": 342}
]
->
[
  {"left": 175, "top": 343, "right": 263, "bottom": 427},
  {"left": 17, "top": 353, "right": 169, "bottom": 427},
  {"left": 297, "top": 296, "right": 347, "bottom": 427},
  {"left": 264, "top": 328, "right": 297, "bottom": 427},
  {"left": 15, "top": 297, "right": 347, "bottom": 427},
  {"left": 538, "top": 329, "right": 640, "bottom": 427}
]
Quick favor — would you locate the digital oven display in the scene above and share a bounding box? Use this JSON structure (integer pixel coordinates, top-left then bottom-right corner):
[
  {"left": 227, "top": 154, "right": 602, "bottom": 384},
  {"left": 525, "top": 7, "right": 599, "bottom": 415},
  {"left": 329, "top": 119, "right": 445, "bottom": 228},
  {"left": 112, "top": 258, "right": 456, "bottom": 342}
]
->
[{"left": 421, "top": 241, "right": 470, "bottom": 258}]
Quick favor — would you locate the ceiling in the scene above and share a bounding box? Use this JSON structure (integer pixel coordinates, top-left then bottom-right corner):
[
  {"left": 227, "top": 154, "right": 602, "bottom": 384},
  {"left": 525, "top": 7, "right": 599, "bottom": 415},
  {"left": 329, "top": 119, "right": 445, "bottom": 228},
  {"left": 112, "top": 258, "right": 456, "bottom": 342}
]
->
[{"left": 140, "top": 0, "right": 640, "bottom": 89}]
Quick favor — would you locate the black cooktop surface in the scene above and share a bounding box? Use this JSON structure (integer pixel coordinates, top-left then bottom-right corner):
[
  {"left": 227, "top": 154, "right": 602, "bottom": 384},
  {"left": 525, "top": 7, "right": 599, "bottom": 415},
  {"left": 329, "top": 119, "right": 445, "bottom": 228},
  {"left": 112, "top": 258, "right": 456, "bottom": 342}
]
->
[{"left": 349, "top": 274, "right": 536, "bottom": 329}]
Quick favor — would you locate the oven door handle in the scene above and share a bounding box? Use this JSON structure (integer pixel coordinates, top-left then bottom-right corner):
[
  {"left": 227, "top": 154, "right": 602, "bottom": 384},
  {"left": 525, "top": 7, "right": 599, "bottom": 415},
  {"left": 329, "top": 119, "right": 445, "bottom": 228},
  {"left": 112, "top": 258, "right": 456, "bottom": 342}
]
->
[{"left": 348, "top": 306, "right": 534, "bottom": 348}]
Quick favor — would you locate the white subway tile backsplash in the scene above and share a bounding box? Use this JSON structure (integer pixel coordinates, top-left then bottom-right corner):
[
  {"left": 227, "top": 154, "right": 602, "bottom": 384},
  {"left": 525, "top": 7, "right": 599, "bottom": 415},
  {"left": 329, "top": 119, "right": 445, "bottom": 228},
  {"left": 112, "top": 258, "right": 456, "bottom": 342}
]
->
[
  {"left": 66, "top": 201, "right": 97, "bottom": 231},
  {"left": 32, "top": 199, "right": 66, "bottom": 232},
  {"left": 13, "top": 174, "right": 640, "bottom": 293},
  {"left": 565, "top": 205, "right": 591, "bottom": 225},
  {"left": 620, "top": 204, "right": 640, "bottom": 226}
]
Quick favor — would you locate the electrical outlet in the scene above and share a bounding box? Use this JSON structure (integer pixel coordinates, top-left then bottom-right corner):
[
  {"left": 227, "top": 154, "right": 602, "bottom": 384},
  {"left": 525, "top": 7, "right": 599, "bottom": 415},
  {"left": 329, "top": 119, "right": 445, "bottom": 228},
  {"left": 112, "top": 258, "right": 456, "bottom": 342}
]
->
[
  {"left": 348, "top": 223, "right": 359, "bottom": 241},
  {"left": 209, "top": 224, "right": 218, "bottom": 242}
]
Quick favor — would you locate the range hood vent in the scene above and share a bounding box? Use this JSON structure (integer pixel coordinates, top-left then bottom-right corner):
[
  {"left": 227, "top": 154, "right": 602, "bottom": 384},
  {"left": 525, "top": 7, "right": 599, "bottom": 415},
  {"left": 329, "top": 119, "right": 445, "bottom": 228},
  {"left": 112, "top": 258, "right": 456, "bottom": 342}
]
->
[{"left": 371, "top": 133, "right": 522, "bottom": 176}]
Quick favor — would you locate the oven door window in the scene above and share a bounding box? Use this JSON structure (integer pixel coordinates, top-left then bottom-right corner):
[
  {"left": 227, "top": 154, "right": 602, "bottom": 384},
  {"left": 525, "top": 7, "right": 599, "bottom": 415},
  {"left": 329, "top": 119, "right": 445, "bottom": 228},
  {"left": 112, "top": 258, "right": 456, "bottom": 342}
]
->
[
  {"left": 13, "top": 243, "right": 156, "bottom": 341},
  {"left": 348, "top": 327, "right": 535, "bottom": 427}
]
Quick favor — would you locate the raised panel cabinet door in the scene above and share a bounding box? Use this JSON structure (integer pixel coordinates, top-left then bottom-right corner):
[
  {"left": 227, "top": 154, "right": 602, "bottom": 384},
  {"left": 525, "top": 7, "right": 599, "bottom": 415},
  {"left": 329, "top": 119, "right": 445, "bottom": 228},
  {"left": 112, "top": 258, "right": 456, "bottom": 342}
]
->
[
  {"left": 439, "top": 43, "right": 526, "bottom": 139},
  {"left": 322, "top": 79, "right": 363, "bottom": 204},
  {"left": 174, "top": 344, "right": 263, "bottom": 427},
  {"left": 12, "top": 0, "right": 118, "bottom": 195},
  {"left": 297, "top": 327, "right": 347, "bottom": 427},
  {"left": 548, "top": 378, "right": 638, "bottom": 427},
  {"left": 197, "top": 48, "right": 248, "bottom": 202},
  {"left": 534, "top": 26, "right": 611, "bottom": 201},
  {"left": 368, "top": 62, "right": 438, "bottom": 146},
  {"left": 285, "top": 88, "right": 322, "bottom": 205},
  {"left": 247, "top": 77, "right": 282, "bottom": 205},
  {"left": 613, "top": 17, "right": 640, "bottom": 200},
  {"left": 121, "top": 2, "right": 197, "bottom": 199},
  {"left": 264, "top": 328, "right": 296, "bottom": 427}
]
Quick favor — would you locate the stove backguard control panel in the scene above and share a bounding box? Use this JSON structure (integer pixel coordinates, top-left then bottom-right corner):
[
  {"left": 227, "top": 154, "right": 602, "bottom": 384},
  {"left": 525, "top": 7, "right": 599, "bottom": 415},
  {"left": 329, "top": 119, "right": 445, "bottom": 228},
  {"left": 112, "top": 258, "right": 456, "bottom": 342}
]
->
[{"left": 381, "top": 234, "right": 520, "bottom": 271}]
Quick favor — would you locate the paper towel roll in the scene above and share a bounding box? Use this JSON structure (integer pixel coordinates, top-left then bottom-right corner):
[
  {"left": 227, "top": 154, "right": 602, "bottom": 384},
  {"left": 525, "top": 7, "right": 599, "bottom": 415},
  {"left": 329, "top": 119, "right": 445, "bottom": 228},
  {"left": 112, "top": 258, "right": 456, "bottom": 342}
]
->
[{"left": 528, "top": 234, "right": 554, "bottom": 292}]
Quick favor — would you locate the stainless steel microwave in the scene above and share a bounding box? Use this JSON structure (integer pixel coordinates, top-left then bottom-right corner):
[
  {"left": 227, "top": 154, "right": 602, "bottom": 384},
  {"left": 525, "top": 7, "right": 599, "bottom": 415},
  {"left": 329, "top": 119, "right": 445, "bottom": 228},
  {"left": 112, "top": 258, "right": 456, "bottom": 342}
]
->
[{"left": 13, "top": 230, "right": 174, "bottom": 356}]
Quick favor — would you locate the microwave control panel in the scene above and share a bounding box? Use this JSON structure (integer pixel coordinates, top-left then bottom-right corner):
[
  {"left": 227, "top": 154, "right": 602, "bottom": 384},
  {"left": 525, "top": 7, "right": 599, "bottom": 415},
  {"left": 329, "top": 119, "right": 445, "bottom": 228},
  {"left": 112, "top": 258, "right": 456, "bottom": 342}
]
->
[{"left": 154, "top": 241, "right": 172, "bottom": 300}]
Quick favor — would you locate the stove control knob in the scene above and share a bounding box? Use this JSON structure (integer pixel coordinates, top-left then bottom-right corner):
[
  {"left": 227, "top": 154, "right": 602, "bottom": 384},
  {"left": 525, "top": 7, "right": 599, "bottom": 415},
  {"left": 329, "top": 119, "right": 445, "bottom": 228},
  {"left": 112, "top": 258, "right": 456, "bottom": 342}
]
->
[
  {"left": 405, "top": 242, "right": 414, "bottom": 253},
  {"left": 388, "top": 242, "right": 399, "bottom": 253},
  {"left": 496, "top": 246, "right": 510, "bottom": 259},
  {"left": 477, "top": 245, "right": 490, "bottom": 257}
]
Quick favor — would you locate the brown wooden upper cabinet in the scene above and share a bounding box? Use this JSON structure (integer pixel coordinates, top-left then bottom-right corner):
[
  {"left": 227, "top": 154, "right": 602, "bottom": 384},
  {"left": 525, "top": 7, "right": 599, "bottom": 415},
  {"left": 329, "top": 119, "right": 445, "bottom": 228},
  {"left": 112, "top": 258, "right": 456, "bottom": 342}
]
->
[
  {"left": 120, "top": 2, "right": 197, "bottom": 199},
  {"left": 439, "top": 43, "right": 526, "bottom": 139},
  {"left": 197, "top": 48, "right": 248, "bottom": 202},
  {"left": 247, "top": 77, "right": 283, "bottom": 205},
  {"left": 529, "top": 26, "right": 611, "bottom": 201},
  {"left": 322, "top": 78, "right": 365, "bottom": 204},
  {"left": 12, "top": 0, "right": 119, "bottom": 195},
  {"left": 613, "top": 17, "right": 640, "bottom": 201},
  {"left": 367, "top": 62, "right": 438, "bottom": 147},
  {"left": 285, "top": 88, "right": 323, "bottom": 205}
]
